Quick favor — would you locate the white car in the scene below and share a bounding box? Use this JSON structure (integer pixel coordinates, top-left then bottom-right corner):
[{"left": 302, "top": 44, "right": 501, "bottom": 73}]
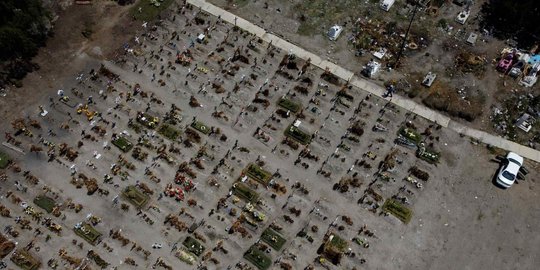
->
[
  {"left": 327, "top": 25, "right": 343, "bottom": 41},
  {"left": 496, "top": 152, "right": 524, "bottom": 188}
]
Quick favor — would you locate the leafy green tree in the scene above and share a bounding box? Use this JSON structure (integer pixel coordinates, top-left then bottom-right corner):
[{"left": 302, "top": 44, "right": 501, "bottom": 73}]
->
[
  {"left": 0, "top": 0, "right": 49, "bottom": 61},
  {"left": 481, "top": 0, "right": 540, "bottom": 48}
]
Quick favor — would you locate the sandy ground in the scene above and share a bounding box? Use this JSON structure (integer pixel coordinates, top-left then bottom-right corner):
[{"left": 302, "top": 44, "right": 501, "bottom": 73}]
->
[{"left": 0, "top": 1, "right": 539, "bottom": 270}]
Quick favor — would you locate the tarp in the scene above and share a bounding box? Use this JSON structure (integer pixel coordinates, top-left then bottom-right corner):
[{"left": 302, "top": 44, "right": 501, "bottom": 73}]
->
[{"left": 528, "top": 55, "right": 540, "bottom": 65}]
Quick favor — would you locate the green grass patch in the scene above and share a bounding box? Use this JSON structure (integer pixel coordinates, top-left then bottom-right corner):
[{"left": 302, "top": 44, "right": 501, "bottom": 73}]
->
[
  {"left": 285, "top": 124, "right": 311, "bottom": 145},
  {"left": 232, "top": 182, "right": 259, "bottom": 202},
  {"left": 233, "top": 0, "right": 250, "bottom": 7},
  {"left": 87, "top": 250, "right": 109, "bottom": 268},
  {"left": 182, "top": 236, "right": 206, "bottom": 257},
  {"left": 10, "top": 249, "right": 40, "bottom": 270},
  {"left": 487, "top": 144, "right": 505, "bottom": 156},
  {"left": 131, "top": 0, "right": 175, "bottom": 21},
  {"left": 321, "top": 233, "right": 348, "bottom": 264},
  {"left": 191, "top": 121, "right": 211, "bottom": 135},
  {"left": 261, "top": 228, "right": 286, "bottom": 251},
  {"left": 416, "top": 147, "right": 440, "bottom": 164},
  {"left": 294, "top": 0, "right": 365, "bottom": 36},
  {"left": 137, "top": 112, "right": 160, "bottom": 129},
  {"left": 399, "top": 127, "right": 422, "bottom": 144},
  {"left": 33, "top": 195, "right": 56, "bottom": 213},
  {"left": 122, "top": 186, "right": 150, "bottom": 209},
  {"left": 278, "top": 98, "right": 301, "bottom": 113},
  {"left": 128, "top": 121, "right": 143, "bottom": 134},
  {"left": 112, "top": 136, "right": 134, "bottom": 152},
  {"left": 0, "top": 151, "right": 11, "bottom": 169},
  {"left": 382, "top": 199, "right": 413, "bottom": 224},
  {"left": 337, "top": 97, "right": 352, "bottom": 108},
  {"left": 244, "top": 245, "right": 272, "bottom": 270},
  {"left": 245, "top": 163, "right": 272, "bottom": 186},
  {"left": 74, "top": 222, "right": 102, "bottom": 245},
  {"left": 325, "top": 233, "right": 348, "bottom": 253},
  {"left": 176, "top": 249, "right": 196, "bottom": 265},
  {"left": 158, "top": 124, "right": 181, "bottom": 140}
]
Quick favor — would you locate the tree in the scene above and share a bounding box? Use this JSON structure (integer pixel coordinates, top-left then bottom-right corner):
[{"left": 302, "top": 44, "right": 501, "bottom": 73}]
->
[
  {"left": 0, "top": 27, "right": 38, "bottom": 61},
  {"left": 481, "top": 0, "right": 540, "bottom": 48},
  {"left": 0, "top": 0, "right": 50, "bottom": 87},
  {"left": 116, "top": 0, "right": 136, "bottom": 5},
  {"left": 0, "top": 0, "right": 49, "bottom": 61}
]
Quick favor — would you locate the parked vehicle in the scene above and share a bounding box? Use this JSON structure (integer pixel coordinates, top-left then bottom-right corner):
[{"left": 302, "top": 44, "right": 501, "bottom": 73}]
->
[
  {"left": 496, "top": 152, "right": 524, "bottom": 188},
  {"left": 327, "top": 25, "right": 343, "bottom": 41}
]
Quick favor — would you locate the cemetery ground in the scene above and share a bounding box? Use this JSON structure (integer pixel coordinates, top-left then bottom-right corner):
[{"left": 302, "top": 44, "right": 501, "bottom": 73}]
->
[
  {"left": 0, "top": 1, "right": 539, "bottom": 270},
  {"left": 209, "top": 0, "right": 540, "bottom": 148}
]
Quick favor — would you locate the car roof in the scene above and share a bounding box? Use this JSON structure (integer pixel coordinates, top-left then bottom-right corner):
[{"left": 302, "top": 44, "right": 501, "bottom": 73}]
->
[
  {"left": 505, "top": 160, "right": 521, "bottom": 174},
  {"left": 507, "top": 152, "right": 523, "bottom": 165}
]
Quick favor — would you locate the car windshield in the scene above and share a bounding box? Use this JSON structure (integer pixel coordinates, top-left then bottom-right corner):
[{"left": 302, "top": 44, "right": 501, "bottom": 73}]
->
[
  {"left": 508, "top": 158, "right": 521, "bottom": 166},
  {"left": 328, "top": 29, "right": 336, "bottom": 37},
  {"left": 502, "top": 170, "right": 515, "bottom": 181}
]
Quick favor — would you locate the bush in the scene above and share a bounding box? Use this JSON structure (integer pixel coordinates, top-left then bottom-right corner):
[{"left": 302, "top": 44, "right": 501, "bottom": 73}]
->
[
  {"left": 284, "top": 125, "right": 311, "bottom": 145},
  {"left": 437, "top": 19, "right": 448, "bottom": 29},
  {"left": 0, "top": 0, "right": 49, "bottom": 61},
  {"left": 245, "top": 164, "right": 272, "bottom": 186},
  {"left": 382, "top": 199, "right": 412, "bottom": 224},
  {"left": 191, "top": 121, "right": 211, "bottom": 135},
  {"left": 130, "top": 0, "right": 175, "bottom": 21},
  {"left": 408, "top": 166, "right": 430, "bottom": 181},
  {"left": 244, "top": 245, "right": 271, "bottom": 270},
  {"left": 122, "top": 186, "right": 149, "bottom": 209},
  {"left": 33, "top": 196, "right": 56, "bottom": 213},
  {"left": 261, "top": 228, "right": 286, "bottom": 251},
  {"left": 10, "top": 249, "right": 40, "bottom": 270},
  {"left": 232, "top": 182, "right": 259, "bottom": 202},
  {"left": 0, "top": 151, "right": 11, "bottom": 169},
  {"left": 278, "top": 98, "right": 301, "bottom": 113},
  {"left": 74, "top": 223, "right": 102, "bottom": 245},
  {"left": 112, "top": 137, "right": 133, "bottom": 152},
  {"left": 115, "top": 0, "right": 135, "bottom": 5},
  {"left": 350, "top": 121, "right": 364, "bottom": 137},
  {"left": 182, "top": 236, "right": 205, "bottom": 257},
  {"left": 422, "top": 86, "right": 483, "bottom": 122},
  {"left": 481, "top": 0, "right": 540, "bottom": 48},
  {"left": 158, "top": 124, "right": 181, "bottom": 140}
]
